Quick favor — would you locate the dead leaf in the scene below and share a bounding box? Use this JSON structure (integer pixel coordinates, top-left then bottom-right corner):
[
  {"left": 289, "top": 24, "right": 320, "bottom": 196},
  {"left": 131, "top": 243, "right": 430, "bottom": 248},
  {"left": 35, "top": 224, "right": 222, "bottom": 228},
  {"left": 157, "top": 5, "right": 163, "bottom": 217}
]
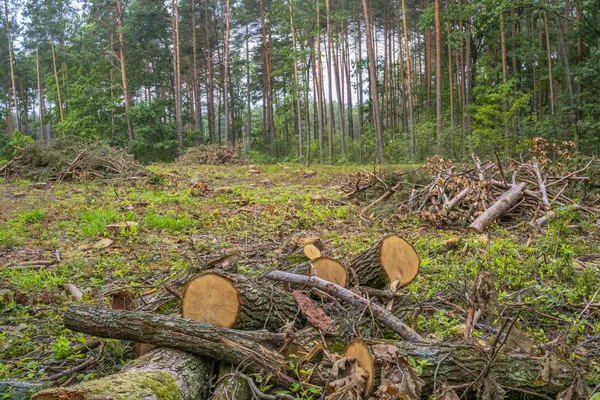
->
[
  {"left": 374, "top": 355, "right": 425, "bottom": 400},
  {"left": 293, "top": 290, "right": 336, "bottom": 334},
  {"left": 326, "top": 357, "right": 367, "bottom": 400},
  {"left": 506, "top": 327, "right": 535, "bottom": 354},
  {"left": 92, "top": 238, "right": 113, "bottom": 250}
]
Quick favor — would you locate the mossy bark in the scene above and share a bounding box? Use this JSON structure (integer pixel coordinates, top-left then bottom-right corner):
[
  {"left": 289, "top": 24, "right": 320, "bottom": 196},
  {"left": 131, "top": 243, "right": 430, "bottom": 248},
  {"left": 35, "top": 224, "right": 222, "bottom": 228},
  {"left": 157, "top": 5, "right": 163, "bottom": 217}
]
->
[
  {"left": 32, "top": 347, "right": 212, "bottom": 400},
  {"left": 212, "top": 365, "right": 252, "bottom": 400},
  {"left": 348, "top": 239, "right": 388, "bottom": 288}
]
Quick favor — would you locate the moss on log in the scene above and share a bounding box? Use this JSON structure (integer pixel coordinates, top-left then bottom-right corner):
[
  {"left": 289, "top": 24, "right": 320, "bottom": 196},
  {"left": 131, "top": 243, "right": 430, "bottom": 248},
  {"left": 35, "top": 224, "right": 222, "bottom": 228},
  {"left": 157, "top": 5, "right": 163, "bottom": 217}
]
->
[{"left": 32, "top": 347, "right": 212, "bottom": 400}]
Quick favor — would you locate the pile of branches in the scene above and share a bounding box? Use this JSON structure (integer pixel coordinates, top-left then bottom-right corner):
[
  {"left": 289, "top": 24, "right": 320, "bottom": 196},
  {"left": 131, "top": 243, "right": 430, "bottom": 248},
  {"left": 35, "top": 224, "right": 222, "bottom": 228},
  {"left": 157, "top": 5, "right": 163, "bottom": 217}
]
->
[
  {"left": 28, "top": 234, "right": 582, "bottom": 400},
  {"left": 178, "top": 143, "right": 243, "bottom": 165},
  {"left": 343, "top": 139, "right": 599, "bottom": 231},
  {"left": 0, "top": 137, "right": 149, "bottom": 181}
]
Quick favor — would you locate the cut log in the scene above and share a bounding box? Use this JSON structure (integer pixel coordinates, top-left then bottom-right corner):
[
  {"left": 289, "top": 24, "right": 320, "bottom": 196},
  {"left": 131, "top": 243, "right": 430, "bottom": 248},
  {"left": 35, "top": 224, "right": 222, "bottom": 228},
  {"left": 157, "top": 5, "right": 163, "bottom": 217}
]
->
[
  {"left": 265, "top": 270, "right": 424, "bottom": 343},
  {"left": 303, "top": 243, "right": 322, "bottom": 260},
  {"left": 32, "top": 347, "right": 212, "bottom": 400},
  {"left": 181, "top": 271, "right": 298, "bottom": 331},
  {"left": 344, "top": 339, "right": 375, "bottom": 396},
  {"left": 348, "top": 235, "right": 420, "bottom": 289},
  {"left": 63, "top": 305, "right": 296, "bottom": 387},
  {"left": 467, "top": 182, "right": 526, "bottom": 233},
  {"left": 212, "top": 365, "right": 252, "bottom": 400},
  {"left": 309, "top": 257, "right": 348, "bottom": 287}
]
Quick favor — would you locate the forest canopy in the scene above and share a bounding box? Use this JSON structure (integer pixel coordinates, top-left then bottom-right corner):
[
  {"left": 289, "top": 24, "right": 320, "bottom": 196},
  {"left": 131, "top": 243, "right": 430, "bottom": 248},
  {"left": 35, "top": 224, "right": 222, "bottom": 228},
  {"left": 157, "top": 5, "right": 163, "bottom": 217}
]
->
[{"left": 0, "top": 0, "right": 599, "bottom": 164}]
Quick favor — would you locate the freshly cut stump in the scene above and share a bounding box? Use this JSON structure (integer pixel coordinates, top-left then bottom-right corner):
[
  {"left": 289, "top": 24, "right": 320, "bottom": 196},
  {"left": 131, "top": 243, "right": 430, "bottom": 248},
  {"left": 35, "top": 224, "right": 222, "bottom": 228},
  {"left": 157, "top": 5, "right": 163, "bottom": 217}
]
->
[
  {"left": 349, "top": 235, "right": 420, "bottom": 289},
  {"left": 308, "top": 257, "right": 348, "bottom": 287},
  {"left": 303, "top": 243, "right": 322, "bottom": 260},
  {"left": 344, "top": 338, "right": 375, "bottom": 397},
  {"left": 181, "top": 271, "right": 298, "bottom": 331}
]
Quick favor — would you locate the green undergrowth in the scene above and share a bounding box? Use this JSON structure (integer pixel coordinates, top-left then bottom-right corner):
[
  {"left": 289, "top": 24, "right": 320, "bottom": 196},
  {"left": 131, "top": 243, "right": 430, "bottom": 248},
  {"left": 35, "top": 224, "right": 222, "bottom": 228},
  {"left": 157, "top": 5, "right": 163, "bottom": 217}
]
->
[{"left": 1, "top": 163, "right": 599, "bottom": 394}]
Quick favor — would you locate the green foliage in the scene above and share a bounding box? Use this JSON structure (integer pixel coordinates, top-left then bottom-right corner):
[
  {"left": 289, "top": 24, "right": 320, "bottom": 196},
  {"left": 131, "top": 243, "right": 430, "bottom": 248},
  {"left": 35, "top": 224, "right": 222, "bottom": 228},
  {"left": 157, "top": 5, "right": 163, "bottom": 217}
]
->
[
  {"left": 144, "top": 210, "right": 195, "bottom": 232},
  {"left": 79, "top": 207, "right": 119, "bottom": 237},
  {"left": 128, "top": 101, "right": 179, "bottom": 164},
  {"left": 0, "top": 131, "right": 33, "bottom": 164}
]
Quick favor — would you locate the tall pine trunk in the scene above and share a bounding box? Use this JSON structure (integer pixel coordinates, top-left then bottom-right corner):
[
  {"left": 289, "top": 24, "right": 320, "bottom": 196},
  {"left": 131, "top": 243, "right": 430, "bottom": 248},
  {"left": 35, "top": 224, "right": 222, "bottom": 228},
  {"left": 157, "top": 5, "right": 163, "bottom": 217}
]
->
[
  {"left": 3, "top": 0, "right": 17, "bottom": 135},
  {"left": 223, "top": 0, "right": 231, "bottom": 143},
  {"left": 288, "top": 0, "right": 303, "bottom": 158},
  {"left": 401, "top": 0, "right": 415, "bottom": 157},
  {"left": 116, "top": 0, "right": 133, "bottom": 140},
  {"left": 172, "top": 0, "right": 183, "bottom": 149},
  {"left": 434, "top": 0, "right": 442, "bottom": 154},
  {"left": 361, "top": 0, "right": 384, "bottom": 163}
]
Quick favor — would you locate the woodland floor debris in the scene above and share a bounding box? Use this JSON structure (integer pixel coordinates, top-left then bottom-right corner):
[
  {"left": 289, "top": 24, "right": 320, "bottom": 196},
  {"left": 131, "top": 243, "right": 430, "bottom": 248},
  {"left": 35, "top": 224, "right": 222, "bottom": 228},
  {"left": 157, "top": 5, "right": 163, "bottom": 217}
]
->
[
  {"left": 1, "top": 163, "right": 598, "bottom": 399},
  {"left": 177, "top": 143, "right": 243, "bottom": 165},
  {"left": 342, "top": 139, "right": 599, "bottom": 232},
  {"left": 0, "top": 137, "right": 149, "bottom": 181}
]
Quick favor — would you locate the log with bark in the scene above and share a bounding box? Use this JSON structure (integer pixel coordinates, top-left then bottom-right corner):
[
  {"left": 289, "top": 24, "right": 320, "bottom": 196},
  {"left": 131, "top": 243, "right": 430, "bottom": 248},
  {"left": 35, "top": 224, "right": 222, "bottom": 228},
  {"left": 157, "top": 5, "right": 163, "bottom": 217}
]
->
[
  {"left": 467, "top": 182, "right": 527, "bottom": 233},
  {"left": 32, "top": 347, "right": 212, "bottom": 400},
  {"left": 63, "top": 305, "right": 296, "bottom": 387},
  {"left": 181, "top": 271, "right": 299, "bottom": 331},
  {"left": 348, "top": 234, "right": 420, "bottom": 289}
]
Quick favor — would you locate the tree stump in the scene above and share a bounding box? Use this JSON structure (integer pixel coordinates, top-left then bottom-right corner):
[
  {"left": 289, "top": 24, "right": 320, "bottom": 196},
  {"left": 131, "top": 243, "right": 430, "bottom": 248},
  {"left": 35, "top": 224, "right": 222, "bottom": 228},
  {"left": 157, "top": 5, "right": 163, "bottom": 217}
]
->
[
  {"left": 348, "top": 235, "right": 420, "bottom": 289},
  {"left": 181, "top": 271, "right": 299, "bottom": 331}
]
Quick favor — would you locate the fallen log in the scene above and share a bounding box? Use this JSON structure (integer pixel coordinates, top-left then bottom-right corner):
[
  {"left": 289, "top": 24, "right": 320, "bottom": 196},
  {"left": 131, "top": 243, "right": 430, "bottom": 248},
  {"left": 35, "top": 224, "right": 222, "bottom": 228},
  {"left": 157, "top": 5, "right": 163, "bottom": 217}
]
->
[
  {"left": 309, "top": 257, "right": 348, "bottom": 287},
  {"left": 393, "top": 341, "right": 574, "bottom": 395},
  {"left": 467, "top": 182, "right": 526, "bottom": 233},
  {"left": 32, "top": 347, "right": 212, "bottom": 400},
  {"left": 265, "top": 270, "right": 424, "bottom": 343},
  {"left": 181, "top": 271, "right": 298, "bottom": 331},
  {"left": 62, "top": 306, "right": 574, "bottom": 396},
  {"left": 63, "top": 305, "right": 295, "bottom": 387},
  {"left": 348, "top": 234, "right": 420, "bottom": 289}
]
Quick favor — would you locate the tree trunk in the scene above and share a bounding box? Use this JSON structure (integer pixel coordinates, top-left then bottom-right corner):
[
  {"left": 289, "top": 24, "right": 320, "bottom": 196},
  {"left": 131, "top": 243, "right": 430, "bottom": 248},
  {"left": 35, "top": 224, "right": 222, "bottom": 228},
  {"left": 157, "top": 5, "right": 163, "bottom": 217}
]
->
[
  {"left": 554, "top": 14, "right": 578, "bottom": 150},
  {"left": 361, "top": 0, "right": 384, "bottom": 163},
  {"left": 288, "top": 0, "right": 303, "bottom": 159},
  {"left": 33, "top": 347, "right": 212, "bottom": 400},
  {"left": 223, "top": 0, "right": 231, "bottom": 144},
  {"left": 191, "top": 0, "right": 202, "bottom": 135},
  {"left": 401, "top": 0, "right": 415, "bottom": 158},
  {"left": 204, "top": 5, "right": 215, "bottom": 143},
  {"left": 434, "top": 0, "right": 442, "bottom": 154},
  {"left": 4, "top": 0, "right": 18, "bottom": 134},
  {"left": 245, "top": 21, "right": 251, "bottom": 154},
  {"left": 116, "top": 0, "right": 133, "bottom": 140},
  {"left": 356, "top": 16, "right": 364, "bottom": 163},
  {"left": 35, "top": 44, "right": 45, "bottom": 141},
  {"left": 343, "top": 27, "right": 354, "bottom": 140},
  {"left": 500, "top": 13, "right": 509, "bottom": 155},
  {"left": 447, "top": 17, "right": 455, "bottom": 158},
  {"left": 325, "top": 0, "right": 335, "bottom": 163},
  {"left": 50, "top": 36, "right": 64, "bottom": 124},
  {"left": 172, "top": 0, "right": 183, "bottom": 149},
  {"left": 316, "top": 6, "right": 325, "bottom": 163}
]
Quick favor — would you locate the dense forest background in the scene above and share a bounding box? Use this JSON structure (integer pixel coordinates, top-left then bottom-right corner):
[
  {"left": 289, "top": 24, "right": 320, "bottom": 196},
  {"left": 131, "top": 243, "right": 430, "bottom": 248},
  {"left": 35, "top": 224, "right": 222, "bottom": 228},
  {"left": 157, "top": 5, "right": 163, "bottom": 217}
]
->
[{"left": 0, "top": 0, "right": 599, "bottom": 164}]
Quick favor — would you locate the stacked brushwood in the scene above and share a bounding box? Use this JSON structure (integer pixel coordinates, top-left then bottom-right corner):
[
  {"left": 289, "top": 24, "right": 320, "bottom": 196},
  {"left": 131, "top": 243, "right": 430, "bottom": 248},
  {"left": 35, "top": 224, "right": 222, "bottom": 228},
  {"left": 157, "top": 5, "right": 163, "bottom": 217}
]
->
[
  {"left": 343, "top": 150, "right": 598, "bottom": 232},
  {"left": 177, "top": 144, "right": 242, "bottom": 165},
  {"left": 0, "top": 137, "right": 149, "bottom": 181},
  {"left": 31, "top": 234, "right": 579, "bottom": 400}
]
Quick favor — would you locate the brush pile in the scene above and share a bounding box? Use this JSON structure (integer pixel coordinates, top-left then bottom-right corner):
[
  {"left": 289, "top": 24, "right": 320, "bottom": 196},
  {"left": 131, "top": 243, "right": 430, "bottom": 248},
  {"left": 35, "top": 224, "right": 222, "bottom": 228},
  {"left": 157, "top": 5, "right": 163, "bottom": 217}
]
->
[
  {"left": 0, "top": 137, "right": 149, "bottom": 181},
  {"left": 177, "top": 144, "right": 242, "bottom": 165},
  {"left": 344, "top": 139, "right": 599, "bottom": 232},
  {"left": 29, "top": 234, "right": 582, "bottom": 400}
]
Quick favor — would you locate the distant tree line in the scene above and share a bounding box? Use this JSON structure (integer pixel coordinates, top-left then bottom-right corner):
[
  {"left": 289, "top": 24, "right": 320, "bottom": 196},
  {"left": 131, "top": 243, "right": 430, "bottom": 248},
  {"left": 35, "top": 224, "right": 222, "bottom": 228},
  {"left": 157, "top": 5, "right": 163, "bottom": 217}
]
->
[{"left": 1, "top": 0, "right": 599, "bottom": 163}]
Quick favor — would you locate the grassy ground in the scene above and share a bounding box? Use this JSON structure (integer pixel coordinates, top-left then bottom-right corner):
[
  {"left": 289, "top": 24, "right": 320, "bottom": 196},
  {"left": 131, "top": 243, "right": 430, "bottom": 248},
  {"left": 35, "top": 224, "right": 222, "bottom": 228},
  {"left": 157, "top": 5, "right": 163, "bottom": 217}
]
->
[{"left": 1, "top": 164, "right": 599, "bottom": 397}]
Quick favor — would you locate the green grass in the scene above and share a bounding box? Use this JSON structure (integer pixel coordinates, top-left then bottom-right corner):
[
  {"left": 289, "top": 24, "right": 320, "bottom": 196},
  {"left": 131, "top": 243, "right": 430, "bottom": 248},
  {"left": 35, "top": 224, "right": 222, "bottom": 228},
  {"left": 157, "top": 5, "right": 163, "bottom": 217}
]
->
[
  {"left": 144, "top": 210, "right": 195, "bottom": 232},
  {"left": 79, "top": 207, "right": 119, "bottom": 237}
]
